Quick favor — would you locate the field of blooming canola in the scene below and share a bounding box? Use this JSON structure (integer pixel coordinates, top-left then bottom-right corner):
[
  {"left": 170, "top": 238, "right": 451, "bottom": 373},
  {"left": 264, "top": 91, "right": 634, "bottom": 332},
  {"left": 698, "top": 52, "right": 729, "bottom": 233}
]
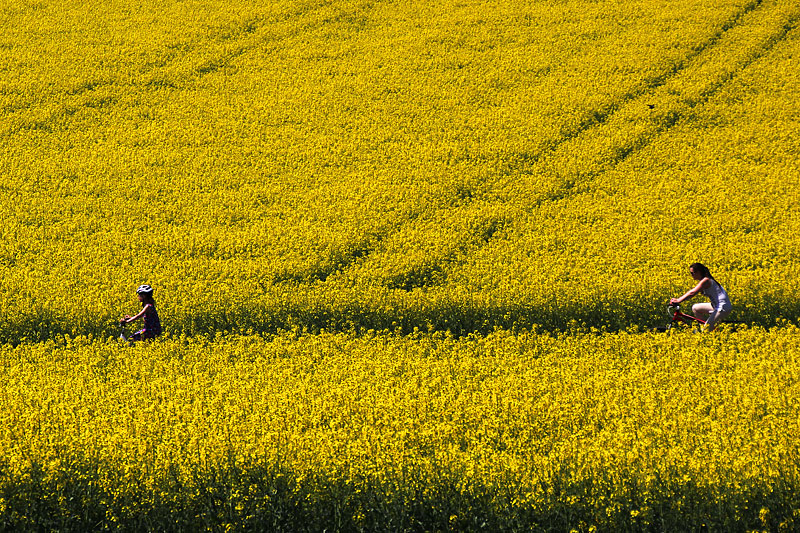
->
[
  {"left": 1, "top": 329, "right": 799, "bottom": 530},
  {"left": 2, "top": 0, "right": 800, "bottom": 529},
  {"left": 2, "top": 0, "right": 799, "bottom": 339}
]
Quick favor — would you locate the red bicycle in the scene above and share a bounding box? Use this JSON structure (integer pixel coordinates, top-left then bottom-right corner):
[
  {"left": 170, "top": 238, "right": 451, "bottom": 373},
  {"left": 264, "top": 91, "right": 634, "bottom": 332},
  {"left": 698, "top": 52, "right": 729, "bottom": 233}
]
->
[{"left": 657, "top": 303, "right": 706, "bottom": 332}]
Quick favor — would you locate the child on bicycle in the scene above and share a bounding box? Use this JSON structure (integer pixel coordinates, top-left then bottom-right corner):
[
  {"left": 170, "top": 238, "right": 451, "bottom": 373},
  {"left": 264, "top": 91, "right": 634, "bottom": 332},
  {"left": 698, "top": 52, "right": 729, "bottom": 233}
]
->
[
  {"left": 670, "top": 263, "right": 732, "bottom": 332},
  {"left": 120, "top": 284, "right": 162, "bottom": 341}
]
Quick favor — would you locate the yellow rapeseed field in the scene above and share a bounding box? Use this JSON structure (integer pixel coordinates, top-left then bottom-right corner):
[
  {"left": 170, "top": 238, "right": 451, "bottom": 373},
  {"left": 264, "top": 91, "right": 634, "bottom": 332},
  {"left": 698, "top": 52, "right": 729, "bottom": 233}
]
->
[
  {"left": 1, "top": 0, "right": 799, "bottom": 529},
  {"left": 2, "top": 0, "right": 798, "bottom": 339},
  {"left": 1, "top": 328, "right": 799, "bottom": 530}
]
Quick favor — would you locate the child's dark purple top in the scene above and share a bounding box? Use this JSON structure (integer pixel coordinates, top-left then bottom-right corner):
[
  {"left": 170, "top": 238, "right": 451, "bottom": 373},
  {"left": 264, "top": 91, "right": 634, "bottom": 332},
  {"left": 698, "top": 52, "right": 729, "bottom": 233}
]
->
[{"left": 143, "top": 303, "right": 161, "bottom": 335}]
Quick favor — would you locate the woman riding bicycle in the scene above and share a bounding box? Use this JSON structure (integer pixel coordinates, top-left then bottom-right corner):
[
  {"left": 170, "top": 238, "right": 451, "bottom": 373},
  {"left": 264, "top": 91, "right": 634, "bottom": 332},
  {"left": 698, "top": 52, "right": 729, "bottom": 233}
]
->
[{"left": 670, "top": 263, "right": 732, "bottom": 332}]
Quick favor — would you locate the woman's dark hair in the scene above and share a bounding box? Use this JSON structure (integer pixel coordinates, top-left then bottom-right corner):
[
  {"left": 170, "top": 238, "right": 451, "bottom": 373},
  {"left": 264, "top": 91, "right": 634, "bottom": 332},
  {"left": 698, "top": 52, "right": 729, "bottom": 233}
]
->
[
  {"left": 140, "top": 293, "right": 156, "bottom": 306},
  {"left": 690, "top": 262, "right": 713, "bottom": 279}
]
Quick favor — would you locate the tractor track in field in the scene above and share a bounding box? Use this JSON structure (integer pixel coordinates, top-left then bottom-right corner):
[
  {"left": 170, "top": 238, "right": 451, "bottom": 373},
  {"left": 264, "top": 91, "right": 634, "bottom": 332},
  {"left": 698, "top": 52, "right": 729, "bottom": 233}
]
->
[
  {"left": 590, "top": 2, "right": 800, "bottom": 171},
  {"left": 358, "top": 0, "right": 800, "bottom": 295},
  {"left": 489, "top": 0, "right": 769, "bottom": 180},
  {"left": 1, "top": 0, "right": 387, "bottom": 137},
  {"left": 4, "top": 0, "right": 796, "bottom": 298},
  {"left": 293, "top": 0, "right": 800, "bottom": 294},
  {"left": 143, "top": 0, "right": 388, "bottom": 88},
  {"left": 509, "top": 0, "right": 800, "bottom": 212}
]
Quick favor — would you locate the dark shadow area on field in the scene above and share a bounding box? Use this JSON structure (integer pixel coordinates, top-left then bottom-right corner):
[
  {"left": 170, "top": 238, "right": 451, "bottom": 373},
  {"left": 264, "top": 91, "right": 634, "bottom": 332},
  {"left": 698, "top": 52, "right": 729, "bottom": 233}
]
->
[
  {"left": 2, "top": 291, "right": 799, "bottom": 345},
  {"left": 177, "top": 295, "right": 800, "bottom": 338},
  {"left": 1, "top": 454, "right": 797, "bottom": 532},
  {"left": 268, "top": 242, "right": 377, "bottom": 284}
]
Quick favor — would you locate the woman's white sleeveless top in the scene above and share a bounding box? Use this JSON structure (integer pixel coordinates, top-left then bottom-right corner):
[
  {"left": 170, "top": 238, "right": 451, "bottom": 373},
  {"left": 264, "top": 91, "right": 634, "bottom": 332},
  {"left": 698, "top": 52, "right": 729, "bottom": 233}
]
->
[{"left": 703, "top": 279, "right": 731, "bottom": 310}]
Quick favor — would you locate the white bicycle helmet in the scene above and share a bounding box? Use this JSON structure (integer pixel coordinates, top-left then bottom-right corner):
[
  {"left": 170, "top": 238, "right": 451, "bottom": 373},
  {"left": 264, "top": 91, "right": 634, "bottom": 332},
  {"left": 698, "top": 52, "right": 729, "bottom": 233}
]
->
[{"left": 136, "top": 284, "right": 154, "bottom": 295}]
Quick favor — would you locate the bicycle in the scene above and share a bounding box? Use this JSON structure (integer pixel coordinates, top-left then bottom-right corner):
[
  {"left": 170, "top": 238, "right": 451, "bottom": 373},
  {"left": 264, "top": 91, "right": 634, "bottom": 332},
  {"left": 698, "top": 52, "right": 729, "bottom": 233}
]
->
[
  {"left": 656, "top": 303, "right": 706, "bottom": 332},
  {"left": 118, "top": 321, "right": 134, "bottom": 346},
  {"left": 657, "top": 303, "right": 745, "bottom": 332}
]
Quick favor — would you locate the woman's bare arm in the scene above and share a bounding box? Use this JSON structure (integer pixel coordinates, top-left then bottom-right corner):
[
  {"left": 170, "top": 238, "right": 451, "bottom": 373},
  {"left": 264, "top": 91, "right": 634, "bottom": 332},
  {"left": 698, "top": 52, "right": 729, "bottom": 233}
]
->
[{"left": 671, "top": 278, "right": 710, "bottom": 305}]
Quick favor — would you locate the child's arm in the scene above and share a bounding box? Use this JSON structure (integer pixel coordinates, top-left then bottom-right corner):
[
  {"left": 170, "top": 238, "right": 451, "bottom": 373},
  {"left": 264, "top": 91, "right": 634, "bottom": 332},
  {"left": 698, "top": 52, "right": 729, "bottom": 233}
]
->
[
  {"left": 671, "top": 278, "right": 709, "bottom": 305},
  {"left": 121, "top": 304, "right": 150, "bottom": 324}
]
